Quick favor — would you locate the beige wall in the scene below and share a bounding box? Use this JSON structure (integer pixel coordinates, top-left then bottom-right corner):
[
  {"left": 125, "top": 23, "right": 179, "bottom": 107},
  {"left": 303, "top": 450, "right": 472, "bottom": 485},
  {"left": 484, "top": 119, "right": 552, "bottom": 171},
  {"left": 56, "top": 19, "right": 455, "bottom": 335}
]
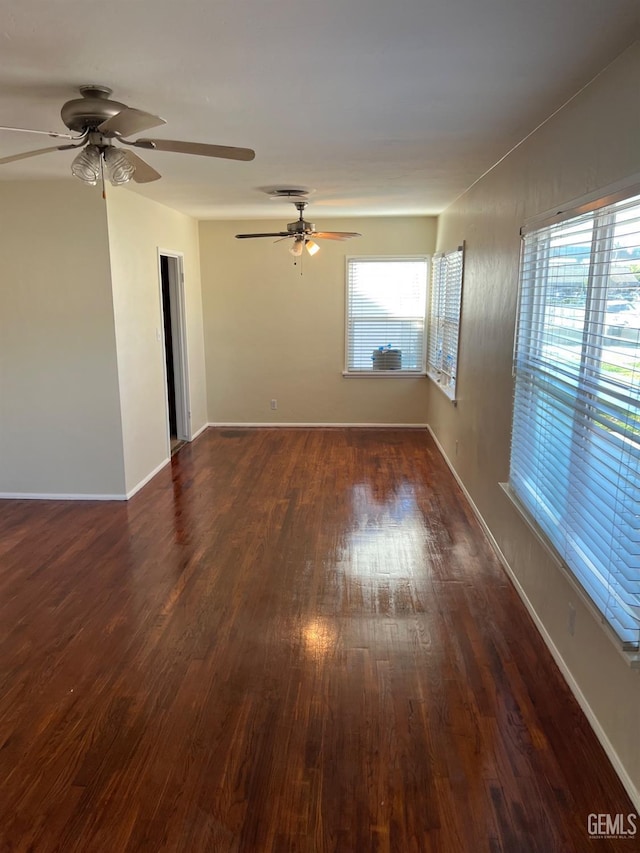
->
[
  {"left": 430, "top": 42, "right": 640, "bottom": 804},
  {"left": 0, "top": 181, "right": 126, "bottom": 496},
  {"left": 199, "top": 216, "right": 436, "bottom": 424},
  {"left": 106, "top": 188, "right": 207, "bottom": 494}
]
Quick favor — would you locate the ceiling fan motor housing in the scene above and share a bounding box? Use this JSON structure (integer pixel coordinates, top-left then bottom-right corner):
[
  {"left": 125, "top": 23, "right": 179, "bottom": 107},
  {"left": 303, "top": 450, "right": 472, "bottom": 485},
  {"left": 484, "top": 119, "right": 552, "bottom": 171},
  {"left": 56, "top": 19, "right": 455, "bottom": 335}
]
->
[
  {"left": 60, "top": 86, "right": 127, "bottom": 133},
  {"left": 287, "top": 219, "right": 314, "bottom": 234}
]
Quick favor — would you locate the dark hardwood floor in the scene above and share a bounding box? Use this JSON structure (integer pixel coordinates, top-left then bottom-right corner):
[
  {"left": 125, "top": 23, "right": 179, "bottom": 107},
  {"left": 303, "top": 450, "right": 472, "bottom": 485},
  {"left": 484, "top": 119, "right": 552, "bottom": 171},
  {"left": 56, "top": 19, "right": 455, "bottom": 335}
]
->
[{"left": 0, "top": 428, "right": 635, "bottom": 852}]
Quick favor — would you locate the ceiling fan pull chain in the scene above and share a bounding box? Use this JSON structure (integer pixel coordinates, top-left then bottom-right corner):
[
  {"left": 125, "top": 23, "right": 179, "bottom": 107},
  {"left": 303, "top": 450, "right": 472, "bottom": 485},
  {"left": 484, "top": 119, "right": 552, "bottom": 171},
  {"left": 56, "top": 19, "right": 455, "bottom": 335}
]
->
[{"left": 100, "top": 154, "right": 106, "bottom": 201}]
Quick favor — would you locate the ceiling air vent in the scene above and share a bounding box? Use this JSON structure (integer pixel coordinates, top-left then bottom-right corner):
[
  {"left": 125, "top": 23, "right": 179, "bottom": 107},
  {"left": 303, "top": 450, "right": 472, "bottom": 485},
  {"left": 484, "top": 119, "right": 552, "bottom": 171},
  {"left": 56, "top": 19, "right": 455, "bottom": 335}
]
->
[{"left": 263, "top": 186, "right": 315, "bottom": 201}]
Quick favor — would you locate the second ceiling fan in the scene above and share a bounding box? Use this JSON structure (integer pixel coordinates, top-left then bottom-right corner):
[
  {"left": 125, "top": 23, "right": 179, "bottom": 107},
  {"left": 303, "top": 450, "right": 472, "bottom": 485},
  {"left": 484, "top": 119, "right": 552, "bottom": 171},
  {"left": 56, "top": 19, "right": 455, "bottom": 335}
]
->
[{"left": 236, "top": 200, "right": 361, "bottom": 256}]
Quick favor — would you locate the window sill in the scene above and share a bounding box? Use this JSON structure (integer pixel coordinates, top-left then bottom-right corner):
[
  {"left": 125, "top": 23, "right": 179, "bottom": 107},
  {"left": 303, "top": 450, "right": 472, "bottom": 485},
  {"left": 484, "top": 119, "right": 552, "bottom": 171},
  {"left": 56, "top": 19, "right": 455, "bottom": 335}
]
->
[
  {"left": 499, "top": 482, "right": 640, "bottom": 669},
  {"left": 426, "top": 371, "right": 457, "bottom": 404},
  {"left": 342, "top": 370, "right": 427, "bottom": 378}
]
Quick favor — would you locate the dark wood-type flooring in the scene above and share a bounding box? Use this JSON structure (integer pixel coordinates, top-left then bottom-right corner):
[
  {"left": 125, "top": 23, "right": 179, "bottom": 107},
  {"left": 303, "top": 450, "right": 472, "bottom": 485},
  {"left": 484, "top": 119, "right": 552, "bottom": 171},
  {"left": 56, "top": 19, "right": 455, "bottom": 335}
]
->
[{"left": 0, "top": 428, "right": 635, "bottom": 852}]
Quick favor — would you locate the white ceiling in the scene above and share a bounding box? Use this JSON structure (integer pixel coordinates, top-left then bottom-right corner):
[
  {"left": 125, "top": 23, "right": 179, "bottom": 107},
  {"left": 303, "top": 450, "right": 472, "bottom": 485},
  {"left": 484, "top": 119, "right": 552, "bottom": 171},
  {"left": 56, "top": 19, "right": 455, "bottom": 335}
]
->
[{"left": 1, "top": 1, "right": 638, "bottom": 219}]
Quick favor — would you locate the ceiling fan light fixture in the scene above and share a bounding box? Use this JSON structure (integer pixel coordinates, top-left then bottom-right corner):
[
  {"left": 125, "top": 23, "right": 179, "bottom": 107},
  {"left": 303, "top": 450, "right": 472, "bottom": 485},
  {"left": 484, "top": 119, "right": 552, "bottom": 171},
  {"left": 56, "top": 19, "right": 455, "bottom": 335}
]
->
[
  {"left": 104, "top": 146, "right": 135, "bottom": 185},
  {"left": 305, "top": 239, "right": 320, "bottom": 256},
  {"left": 71, "top": 144, "right": 101, "bottom": 185},
  {"left": 289, "top": 239, "right": 305, "bottom": 257}
]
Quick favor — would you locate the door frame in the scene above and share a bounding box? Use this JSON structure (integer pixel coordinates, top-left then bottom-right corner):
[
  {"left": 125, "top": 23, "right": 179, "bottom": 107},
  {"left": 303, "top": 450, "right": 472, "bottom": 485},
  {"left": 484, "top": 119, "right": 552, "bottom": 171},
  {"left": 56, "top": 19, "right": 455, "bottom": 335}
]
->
[{"left": 157, "top": 249, "right": 192, "bottom": 451}]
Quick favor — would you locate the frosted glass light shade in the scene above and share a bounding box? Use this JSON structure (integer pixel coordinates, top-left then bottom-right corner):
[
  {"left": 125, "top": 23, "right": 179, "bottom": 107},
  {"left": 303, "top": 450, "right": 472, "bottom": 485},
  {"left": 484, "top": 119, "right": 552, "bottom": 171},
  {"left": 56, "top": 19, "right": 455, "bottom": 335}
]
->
[
  {"left": 71, "top": 145, "right": 101, "bottom": 185},
  {"left": 104, "top": 147, "right": 136, "bottom": 185}
]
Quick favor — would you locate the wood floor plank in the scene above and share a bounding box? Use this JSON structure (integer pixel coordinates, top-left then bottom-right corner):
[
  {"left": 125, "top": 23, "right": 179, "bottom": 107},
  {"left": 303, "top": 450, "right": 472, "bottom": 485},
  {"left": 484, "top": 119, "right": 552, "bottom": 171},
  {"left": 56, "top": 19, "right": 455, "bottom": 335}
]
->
[{"left": 0, "top": 427, "right": 635, "bottom": 852}]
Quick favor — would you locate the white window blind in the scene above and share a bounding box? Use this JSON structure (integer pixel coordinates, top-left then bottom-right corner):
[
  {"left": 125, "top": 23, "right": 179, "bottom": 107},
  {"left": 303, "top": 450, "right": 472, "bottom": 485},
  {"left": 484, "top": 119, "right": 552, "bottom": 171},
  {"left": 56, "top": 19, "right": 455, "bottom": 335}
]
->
[
  {"left": 427, "top": 245, "right": 464, "bottom": 399},
  {"left": 345, "top": 257, "right": 428, "bottom": 373},
  {"left": 510, "top": 192, "right": 640, "bottom": 649}
]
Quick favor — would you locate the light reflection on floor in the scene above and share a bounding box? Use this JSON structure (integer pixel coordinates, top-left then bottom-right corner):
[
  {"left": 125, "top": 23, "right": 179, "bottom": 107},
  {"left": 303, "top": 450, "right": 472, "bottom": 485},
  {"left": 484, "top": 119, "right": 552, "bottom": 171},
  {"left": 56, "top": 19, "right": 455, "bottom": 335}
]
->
[
  {"left": 338, "top": 481, "right": 435, "bottom": 580},
  {"left": 302, "top": 617, "right": 338, "bottom": 659}
]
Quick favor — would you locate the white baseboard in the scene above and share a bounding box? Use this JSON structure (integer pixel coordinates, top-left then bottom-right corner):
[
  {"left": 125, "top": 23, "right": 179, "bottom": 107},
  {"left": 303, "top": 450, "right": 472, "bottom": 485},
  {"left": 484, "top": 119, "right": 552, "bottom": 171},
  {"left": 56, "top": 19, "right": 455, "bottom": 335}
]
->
[
  {"left": 0, "top": 491, "right": 127, "bottom": 501},
  {"left": 191, "top": 422, "right": 209, "bottom": 441},
  {"left": 1, "top": 435, "right": 196, "bottom": 505},
  {"left": 207, "top": 422, "right": 428, "bottom": 428},
  {"left": 0, "top": 457, "right": 172, "bottom": 503},
  {"left": 0, "top": 456, "right": 171, "bottom": 502},
  {"left": 426, "top": 425, "right": 640, "bottom": 812},
  {"left": 125, "top": 457, "right": 171, "bottom": 500}
]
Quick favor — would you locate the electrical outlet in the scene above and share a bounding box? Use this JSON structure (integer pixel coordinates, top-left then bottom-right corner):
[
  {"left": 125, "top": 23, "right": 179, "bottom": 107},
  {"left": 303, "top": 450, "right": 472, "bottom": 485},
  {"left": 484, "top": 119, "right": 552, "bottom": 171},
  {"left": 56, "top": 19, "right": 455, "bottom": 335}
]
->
[
  {"left": 568, "top": 602, "right": 576, "bottom": 636},
  {"left": 270, "top": 399, "right": 278, "bottom": 410}
]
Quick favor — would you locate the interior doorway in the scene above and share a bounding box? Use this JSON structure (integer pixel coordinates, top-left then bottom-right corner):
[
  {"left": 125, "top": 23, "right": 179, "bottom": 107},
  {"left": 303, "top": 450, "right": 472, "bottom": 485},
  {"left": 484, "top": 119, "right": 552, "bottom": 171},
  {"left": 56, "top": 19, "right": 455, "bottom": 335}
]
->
[{"left": 158, "top": 252, "right": 191, "bottom": 455}]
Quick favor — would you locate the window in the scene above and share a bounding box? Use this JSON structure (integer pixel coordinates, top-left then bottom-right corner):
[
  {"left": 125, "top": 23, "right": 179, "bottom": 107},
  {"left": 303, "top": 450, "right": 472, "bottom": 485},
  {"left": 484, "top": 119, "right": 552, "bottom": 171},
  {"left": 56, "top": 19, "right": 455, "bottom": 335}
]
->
[
  {"left": 345, "top": 257, "right": 428, "bottom": 374},
  {"left": 510, "top": 190, "right": 640, "bottom": 649},
  {"left": 427, "top": 244, "right": 464, "bottom": 399}
]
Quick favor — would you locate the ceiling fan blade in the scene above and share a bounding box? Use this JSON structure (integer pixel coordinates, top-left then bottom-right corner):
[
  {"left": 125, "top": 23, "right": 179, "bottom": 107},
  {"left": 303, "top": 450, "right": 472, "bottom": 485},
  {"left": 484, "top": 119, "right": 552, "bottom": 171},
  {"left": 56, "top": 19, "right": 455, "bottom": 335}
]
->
[
  {"left": 120, "top": 150, "right": 162, "bottom": 183},
  {"left": 0, "top": 125, "right": 80, "bottom": 140},
  {"left": 98, "top": 108, "right": 166, "bottom": 138},
  {"left": 136, "top": 138, "right": 255, "bottom": 162},
  {"left": 314, "top": 231, "right": 362, "bottom": 240},
  {"left": 235, "top": 232, "right": 291, "bottom": 239},
  {"left": 0, "top": 142, "right": 82, "bottom": 165}
]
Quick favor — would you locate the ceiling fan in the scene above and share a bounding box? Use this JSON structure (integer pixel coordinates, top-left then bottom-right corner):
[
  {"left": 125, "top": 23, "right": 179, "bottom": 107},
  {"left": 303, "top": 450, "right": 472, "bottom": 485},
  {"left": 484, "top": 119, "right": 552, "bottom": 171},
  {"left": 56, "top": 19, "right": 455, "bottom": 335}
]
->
[
  {"left": 236, "top": 199, "right": 361, "bottom": 257},
  {"left": 0, "top": 85, "right": 255, "bottom": 188}
]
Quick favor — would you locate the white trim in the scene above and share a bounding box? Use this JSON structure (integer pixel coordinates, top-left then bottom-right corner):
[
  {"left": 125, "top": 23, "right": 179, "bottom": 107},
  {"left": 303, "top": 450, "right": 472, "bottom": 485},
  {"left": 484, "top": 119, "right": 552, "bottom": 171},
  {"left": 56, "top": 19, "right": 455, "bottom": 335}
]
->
[
  {"left": 0, "top": 492, "right": 127, "bottom": 501},
  {"left": 341, "top": 371, "right": 427, "bottom": 378},
  {"left": 427, "top": 244, "right": 464, "bottom": 401},
  {"left": 191, "top": 422, "right": 209, "bottom": 440},
  {"left": 208, "top": 422, "right": 428, "bottom": 428},
  {"left": 0, "top": 456, "right": 173, "bottom": 503},
  {"left": 172, "top": 254, "right": 192, "bottom": 440},
  {"left": 344, "top": 254, "right": 430, "bottom": 375},
  {"left": 157, "top": 250, "right": 192, "bottom": 452},
  {"left": 426, "top": 425, "right": 640, "bottom": 812},
  {"left": 500, "top": 482, "right": 640, "bottom": 667},
  {"left": 521, "top": 173, "right": 640, "bottom": 234},
  {"left": 345, "top": 254, "right": 431, "bottom": 262},
  {"left": 125, "top": 457, "right": 171, "bottom": 500},
  {"left": 426, "top": 370, "right": 457, "bottom": 403}
]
